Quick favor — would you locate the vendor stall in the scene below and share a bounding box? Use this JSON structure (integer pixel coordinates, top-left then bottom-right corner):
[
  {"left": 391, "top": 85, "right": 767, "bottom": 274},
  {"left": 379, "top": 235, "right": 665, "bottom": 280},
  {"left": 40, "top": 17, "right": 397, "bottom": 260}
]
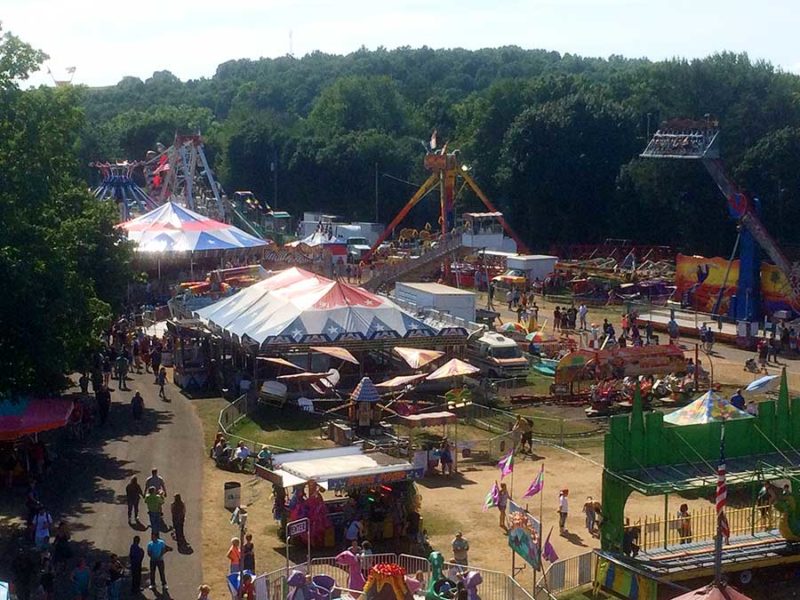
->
[
  {"left": 395, "top": 411, "right": 459, "bottom": 475},
  {"left": 256, "top": 447, "right": 424, "bottom": 549},
  {"left": 167, "top": 319, "right": 214, "bottom": 390}
]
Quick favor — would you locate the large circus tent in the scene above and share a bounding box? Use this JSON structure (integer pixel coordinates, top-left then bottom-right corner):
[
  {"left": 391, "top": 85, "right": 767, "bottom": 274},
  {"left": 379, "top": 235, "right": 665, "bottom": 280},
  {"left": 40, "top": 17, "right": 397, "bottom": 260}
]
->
[
  {"left": 194, "top": 267, "right": 467, "bottom": 350},
  {"left": 119, "top": 202, "right": 270, "bottom": 253}
]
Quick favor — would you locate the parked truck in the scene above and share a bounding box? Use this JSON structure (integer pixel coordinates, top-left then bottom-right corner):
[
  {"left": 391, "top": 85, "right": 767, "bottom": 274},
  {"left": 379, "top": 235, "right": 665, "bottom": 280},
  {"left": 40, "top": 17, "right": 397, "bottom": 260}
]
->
[
  {"left": 492, "top": 254, "right": 558, "bottom": 288},
  {"left": 467, "top": 332, "right": 529, "bottom": 379}
]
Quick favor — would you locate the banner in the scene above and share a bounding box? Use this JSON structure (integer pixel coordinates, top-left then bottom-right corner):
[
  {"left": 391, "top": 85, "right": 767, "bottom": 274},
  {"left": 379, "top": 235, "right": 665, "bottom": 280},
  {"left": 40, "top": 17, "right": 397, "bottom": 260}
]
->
[
  {"left": 675, "top": 254, "right": 797, "bottom": 315},
  {"left": 594, "top": 557, "right": 657, "bottom": 600},
  {"left": 506, "top": 500, "right": 541, "bottom": 569},
  {"left": 554, "top": 346, "right": 686, "bottom": 384}
]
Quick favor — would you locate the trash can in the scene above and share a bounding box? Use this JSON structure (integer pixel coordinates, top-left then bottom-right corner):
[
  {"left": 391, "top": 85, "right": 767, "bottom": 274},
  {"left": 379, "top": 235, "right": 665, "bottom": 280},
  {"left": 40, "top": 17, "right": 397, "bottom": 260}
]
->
[{"left": 224, "top": 481, "right": 241, "bottom": 511}]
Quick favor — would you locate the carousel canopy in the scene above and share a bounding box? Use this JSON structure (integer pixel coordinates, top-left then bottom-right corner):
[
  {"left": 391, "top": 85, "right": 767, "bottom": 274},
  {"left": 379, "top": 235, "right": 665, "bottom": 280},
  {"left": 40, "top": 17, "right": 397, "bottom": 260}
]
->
[
  {"left": 393, "top": 347, "right": 444, "bottom": 369},
  {"left": 0, "top": 397, "right": 74, "bottom": 441},
  {"left": 426, "top": 358, "right": 480, "bottom": 380},
  {"left": 195, "top": 268, "right": 455, "bottom": 348},
  {"left": 664, "top": 391, "right": 753, "bottom": 426},
  {"left": 351, "top": 377, "right": 381, "bottom": 403},
  {"left": 119, "top": 202, "right": 269, "bottom": 253},
  {"left": 375, "top": 374, "right": 427, "bottom": 389}
]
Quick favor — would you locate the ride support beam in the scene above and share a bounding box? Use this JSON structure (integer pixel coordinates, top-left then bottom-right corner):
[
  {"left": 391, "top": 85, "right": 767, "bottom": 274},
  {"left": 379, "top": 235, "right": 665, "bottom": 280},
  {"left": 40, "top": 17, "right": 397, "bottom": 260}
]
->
[{"left": 364, "top": 173, "right": 439, "bottom": 261}]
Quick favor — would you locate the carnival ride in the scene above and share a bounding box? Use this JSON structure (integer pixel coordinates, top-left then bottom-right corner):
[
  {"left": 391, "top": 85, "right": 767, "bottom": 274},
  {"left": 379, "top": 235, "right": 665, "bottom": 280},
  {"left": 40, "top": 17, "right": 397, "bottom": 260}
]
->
[
  {"left": 91, "top": 161, "right": 158, "bottom": 221},
  {"left": 364, "top": 146, "right": 529, "bottom": 265},
  {"left": 144, "top": 133, "right": 227, "bottom": 221},
  {"left": 641, "top": 117, "right": 800, "bottom": 319},
  {"left": 598, "top": 371, "right": 800, "bottom": 594}
]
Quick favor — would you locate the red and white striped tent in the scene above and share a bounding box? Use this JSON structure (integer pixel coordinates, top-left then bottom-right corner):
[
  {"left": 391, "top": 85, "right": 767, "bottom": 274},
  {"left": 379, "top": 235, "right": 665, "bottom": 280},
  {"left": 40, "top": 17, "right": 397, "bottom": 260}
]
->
[{"left": 195, "top": 268, "right": 464, "bottom": 348}]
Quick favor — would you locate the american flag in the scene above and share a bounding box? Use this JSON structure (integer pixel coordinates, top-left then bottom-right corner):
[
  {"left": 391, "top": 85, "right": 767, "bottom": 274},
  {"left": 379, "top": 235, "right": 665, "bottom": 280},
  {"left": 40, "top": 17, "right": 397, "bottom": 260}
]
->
[{"left": 716, "top": 435, "right": 730, "bottom": 540}]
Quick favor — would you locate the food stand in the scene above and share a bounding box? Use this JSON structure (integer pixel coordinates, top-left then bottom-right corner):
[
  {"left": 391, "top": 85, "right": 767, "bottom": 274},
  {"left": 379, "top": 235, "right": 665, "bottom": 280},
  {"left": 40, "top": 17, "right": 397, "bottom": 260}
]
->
[
  {"left": 395, "top": 411, "right": 459, "bottom": 474},
  {"left": 256, "top": 447, "right": 424, "bottom": 548},
  {"left": 168, "top": 319, "right": 215, "bottom": 390}
]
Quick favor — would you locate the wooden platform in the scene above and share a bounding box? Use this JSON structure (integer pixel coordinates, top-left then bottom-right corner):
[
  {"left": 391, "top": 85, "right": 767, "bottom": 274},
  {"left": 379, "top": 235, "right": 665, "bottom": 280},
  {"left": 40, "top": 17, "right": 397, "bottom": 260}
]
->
[{"left": 632, "top": 530, "right": 800, "bottom": 581}]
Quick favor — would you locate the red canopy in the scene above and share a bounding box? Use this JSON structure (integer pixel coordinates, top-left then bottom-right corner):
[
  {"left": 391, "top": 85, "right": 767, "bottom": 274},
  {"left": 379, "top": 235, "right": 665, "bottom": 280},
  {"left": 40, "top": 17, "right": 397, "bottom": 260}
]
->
[
  {"left": 671, "top": 585, "right": 751, "bottom": 600},
  {"left": 0, "top": 398, "right": 74, "bottom": 441}
]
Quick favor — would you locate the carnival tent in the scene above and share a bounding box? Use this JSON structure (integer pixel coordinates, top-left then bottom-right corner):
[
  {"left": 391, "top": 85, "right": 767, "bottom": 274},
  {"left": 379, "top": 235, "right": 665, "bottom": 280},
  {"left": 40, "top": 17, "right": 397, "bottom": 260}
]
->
[
  {"left": 285, "top": 230, "right": 347, "bottom": 248},
  {"left": 375, "top": 374, "right": 427, "bottom": 389},
  {"left": 0, "top": 397, "right": 74, "bottom": 441},
  {"left": 663, "top": 391, "right": 753, "bottom": 425},
  {"left": 195, "top": 268, "right": 450, "bottom": 348},
  {"left": 119, "top": 202, "right": 269, "bottom": 253}
]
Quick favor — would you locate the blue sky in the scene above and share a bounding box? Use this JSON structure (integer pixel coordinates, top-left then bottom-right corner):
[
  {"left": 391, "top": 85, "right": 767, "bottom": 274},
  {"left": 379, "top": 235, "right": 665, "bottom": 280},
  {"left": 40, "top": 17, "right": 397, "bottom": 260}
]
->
[{"left": 4, "top": 0, "right": 799, "bottom": 87}]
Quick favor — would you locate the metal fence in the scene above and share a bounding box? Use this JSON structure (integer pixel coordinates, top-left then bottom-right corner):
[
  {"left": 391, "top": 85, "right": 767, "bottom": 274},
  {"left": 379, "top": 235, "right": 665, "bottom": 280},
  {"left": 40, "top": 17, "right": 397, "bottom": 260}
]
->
[
  {"left": 307, "top": 553, "right": 534, "bottom": 600},
  {"left": 535, "top": 551, "right": 596, "bottom": 598},
  {"left": 631, "top": 505, "right": 777, "bottom": 552},
  {"left": 217, "top": 393, "right": 293, "bottom": 453}
]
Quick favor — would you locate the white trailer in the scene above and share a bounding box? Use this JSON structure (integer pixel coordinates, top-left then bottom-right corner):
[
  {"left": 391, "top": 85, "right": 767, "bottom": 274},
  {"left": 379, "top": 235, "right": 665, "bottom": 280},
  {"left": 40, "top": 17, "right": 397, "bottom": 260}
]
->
[
  {"left": 506, "top": 254, "right": 558, "bottom": 282},
  {"left": 394, "top": 282, "right": 476, "bottom": 323}
]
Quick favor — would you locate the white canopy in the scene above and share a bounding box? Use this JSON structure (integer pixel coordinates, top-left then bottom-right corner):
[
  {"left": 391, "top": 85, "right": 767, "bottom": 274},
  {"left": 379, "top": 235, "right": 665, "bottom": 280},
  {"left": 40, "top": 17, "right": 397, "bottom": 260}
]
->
[{"left": 195, "top": 267, "right": 445, "bottom": 347}]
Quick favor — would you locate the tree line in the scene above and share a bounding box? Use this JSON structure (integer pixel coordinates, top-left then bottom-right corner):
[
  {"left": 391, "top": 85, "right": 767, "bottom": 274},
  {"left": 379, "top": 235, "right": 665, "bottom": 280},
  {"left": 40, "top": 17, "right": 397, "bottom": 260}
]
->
[{"left": 78, "top": 47, "right": 800, "bottom": 259}]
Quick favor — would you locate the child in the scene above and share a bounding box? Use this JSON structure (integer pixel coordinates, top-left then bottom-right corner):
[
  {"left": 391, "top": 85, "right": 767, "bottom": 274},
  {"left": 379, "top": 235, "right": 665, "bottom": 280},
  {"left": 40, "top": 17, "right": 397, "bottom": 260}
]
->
[
  {"left": 157, "top": 367, "right": 167, "bottom": 399},
  {"left": 197, "top": 584, "right": 211, "bottom": 600}
]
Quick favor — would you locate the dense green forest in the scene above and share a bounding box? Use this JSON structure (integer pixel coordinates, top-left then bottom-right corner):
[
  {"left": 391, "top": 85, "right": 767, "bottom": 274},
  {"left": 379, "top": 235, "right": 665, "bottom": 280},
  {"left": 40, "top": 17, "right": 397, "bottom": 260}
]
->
[{"left": 78, "top": 46, "right": 800, "bottom": 257}]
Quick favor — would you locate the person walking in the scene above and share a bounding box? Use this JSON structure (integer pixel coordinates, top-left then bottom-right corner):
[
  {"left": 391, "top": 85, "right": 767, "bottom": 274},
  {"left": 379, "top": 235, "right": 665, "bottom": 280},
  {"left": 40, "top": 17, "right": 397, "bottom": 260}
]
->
[
  {"left": 145, "top": 468, "right": 167, "bottom": 496},
  {"left": 150, "top": 346, "right": 162, "bottom": 383},
  {"left": 198, "top": 584, "right": 211, "bottom": 600},
  {"left": 487, "top": 282, "right": 495, "bottom": 310},
  {"left": 145, "top": 487, "right": 165, "bottom": 534},
  {"left": 451, "top": 532, "right": 469, "bottom": 567},
  {"left": 131, "top": 391, "right": 144, "bottom": 421},
  {"left": 583, "top": 496, "right": 597, "bottom": 535},
  {"left": 677, "top": 503, "right": 692, "bottom": 544},
  {"left": 52, "top": 521, "right": 72, "bottom": 574},
  {"left": 578, "top": 304, "right": 588, "bottom": 330},
  {"left": 147, "top": 532, "right": 169, "bottom": 592},
  {"left": 70, "top": 558, "right": 91, "bottom": 600},
  {"left": 557, "top": 489, "right": 569, "bottom": 535},
  {"left": 242, "top": 533, "right": 256, "bottom": 572},
  {"left": 157, "top": 367, "right": 168, "bottom": 400},
  {"left": 171, "top": 494, "right": 186, "bottom": 547},
  {"left": 32, "top": 505, "right": 53, "bottom": 550},
  {"left": 106, "top": 554, "right": 124, "bottom": 600},
  {"left": 95, "top": 385, "right": 111, "bottom": 427},
  {"left": 125, "top": 477, "right": 144, "bottom": 524},
  {"left": 115, "top": 353, "right": 129, "bottom": 391},
  {"left": 129, "top": 536, "right": 144, "bottom": 594}
]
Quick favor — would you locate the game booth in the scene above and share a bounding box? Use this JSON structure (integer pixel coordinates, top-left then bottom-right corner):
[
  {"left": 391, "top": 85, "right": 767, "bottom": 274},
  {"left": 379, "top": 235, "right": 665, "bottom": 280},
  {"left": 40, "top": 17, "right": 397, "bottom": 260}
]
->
[{"left": 256, "top": 447, "right": 425, "bottom": 549}]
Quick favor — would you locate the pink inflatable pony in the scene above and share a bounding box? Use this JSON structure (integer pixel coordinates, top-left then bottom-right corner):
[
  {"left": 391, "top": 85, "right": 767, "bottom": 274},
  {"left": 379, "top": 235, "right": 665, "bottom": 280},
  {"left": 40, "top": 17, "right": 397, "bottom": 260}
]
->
[{"left": 335, "top": 549, "right": 366, "bottom": 591}]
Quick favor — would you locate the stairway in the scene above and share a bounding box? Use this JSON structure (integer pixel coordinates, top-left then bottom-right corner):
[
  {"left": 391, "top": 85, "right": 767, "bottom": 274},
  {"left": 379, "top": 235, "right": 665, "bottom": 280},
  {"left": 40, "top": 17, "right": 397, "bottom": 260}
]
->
[{"left": 363, "top": 232, "right": 467, "bottom": 292}]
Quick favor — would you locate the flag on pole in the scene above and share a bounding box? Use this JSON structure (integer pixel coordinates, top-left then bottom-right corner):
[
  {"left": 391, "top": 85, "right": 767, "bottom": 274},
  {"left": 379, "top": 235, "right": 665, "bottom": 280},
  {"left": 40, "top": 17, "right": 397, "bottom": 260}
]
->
[
  {"left": 542, "top": 527, "right": 559, "bottom": 562},
  {"left": 497, "top": 449, "right": 514, "bottom": 479},
  {"left": 716, "top": 431, "right": 730, "bottom": 540},
  {"left": 482, "top": 482, "right": 500, "bottom": 512},
  {"left": 523, "top": 464, "right": 544, "bottom": 498}
]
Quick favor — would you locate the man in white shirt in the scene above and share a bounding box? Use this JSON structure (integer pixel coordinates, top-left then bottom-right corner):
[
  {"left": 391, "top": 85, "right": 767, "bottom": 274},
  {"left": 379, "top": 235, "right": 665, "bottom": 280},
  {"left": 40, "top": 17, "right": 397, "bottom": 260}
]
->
[
  {"left": 33, "top": 506, "right": 53, "bottom": 549},
  {"left": 578, "top": 304, "right": 588, "bottom": 330},
  {"left": 234, "top": 442, "right": 251, "bottom": 470},
  {"left": 145, "top": 468, "right": 167, "bottom": 496},
  {"left": 558, "top": 489, "right": 569, "bottom": 534}
]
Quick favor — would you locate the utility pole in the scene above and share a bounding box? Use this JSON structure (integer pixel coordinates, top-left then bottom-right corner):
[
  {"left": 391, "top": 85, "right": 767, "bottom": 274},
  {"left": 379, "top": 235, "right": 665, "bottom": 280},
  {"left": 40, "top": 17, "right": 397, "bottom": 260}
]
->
[
  {"left": 374, "top": 162, "right": 379, "bottom": 222},
  {"left": 271, "top": 149, "right": 278, "bottom": 210}
]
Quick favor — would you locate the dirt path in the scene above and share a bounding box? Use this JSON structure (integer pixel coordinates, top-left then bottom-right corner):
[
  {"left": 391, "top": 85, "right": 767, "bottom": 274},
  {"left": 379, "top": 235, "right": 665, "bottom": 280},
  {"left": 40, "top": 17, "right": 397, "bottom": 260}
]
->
[{"left": 35, "top": 369, "right": 205, "bottom": 599}]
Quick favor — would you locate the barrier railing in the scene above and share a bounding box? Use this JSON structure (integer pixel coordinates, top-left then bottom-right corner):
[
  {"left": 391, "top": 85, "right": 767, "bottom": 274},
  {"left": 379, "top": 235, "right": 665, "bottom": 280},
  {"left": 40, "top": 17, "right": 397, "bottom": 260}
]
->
[
  {"left": 535, "top": 551, "right": 595, "bottom": 598},
  {"left": 631, "top": 504, "right": 777, "bottom": 552},
  {"left": 217, "top": 393, "right": 293, "bottom": 454},
  {"left": 306, "top": 553, "right": 534, "bottom": 600}
]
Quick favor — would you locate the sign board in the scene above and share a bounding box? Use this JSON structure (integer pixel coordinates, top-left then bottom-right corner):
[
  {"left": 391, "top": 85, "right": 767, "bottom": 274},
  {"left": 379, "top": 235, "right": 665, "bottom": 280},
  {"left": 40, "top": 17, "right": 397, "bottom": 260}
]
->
[
  {"left": 554, "top": 345, "right": 685, "bottom": 384},
  {"left": 287, "top": 518, "right": 308, "bottom": 538},
  {"left": 326, "top": 467, "right": 425, "bottom": 491}
]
